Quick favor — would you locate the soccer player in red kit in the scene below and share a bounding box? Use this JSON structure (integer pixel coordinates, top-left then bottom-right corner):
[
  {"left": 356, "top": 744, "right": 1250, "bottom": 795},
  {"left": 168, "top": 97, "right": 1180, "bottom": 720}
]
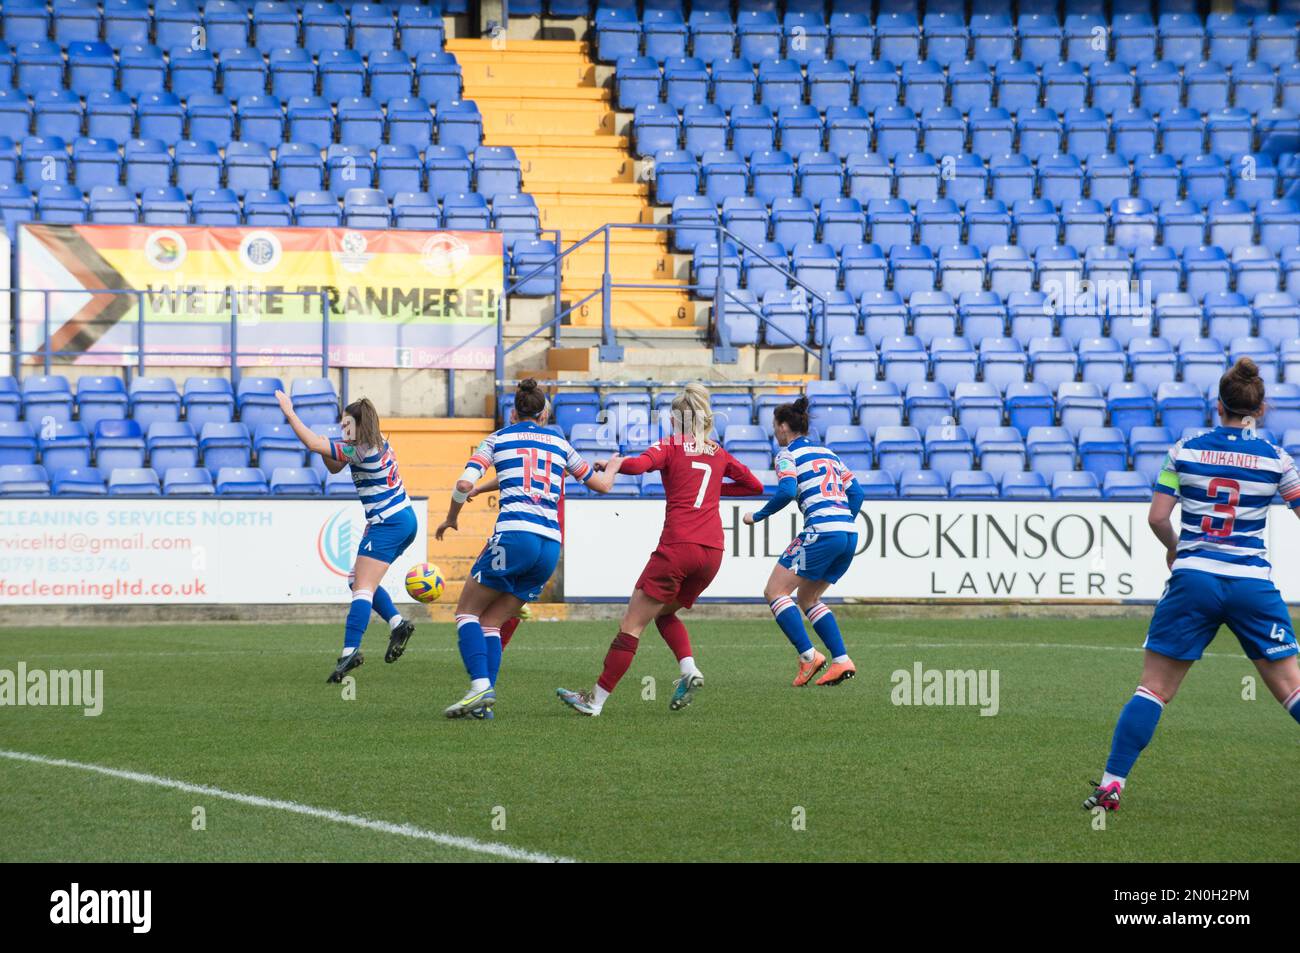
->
[{"left": 557, "top": 383, "right": 763, "bottom": 717}]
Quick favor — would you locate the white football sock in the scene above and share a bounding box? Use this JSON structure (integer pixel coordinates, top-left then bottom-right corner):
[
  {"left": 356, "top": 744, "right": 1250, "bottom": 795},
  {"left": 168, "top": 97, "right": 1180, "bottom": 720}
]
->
[
  {"left": 388, "top": 614, "right": 405, "bottom": 631},
  {"left": 470, "top": 678, "right": 491, "bottom": 693},
  {"left": 593, "top": 685, "right": 611, "bottom": 709},
  {"left": 679, "top": 655, "right": 699, "bottom": 677},
  {"left": 833, "top": 654, "right": 850, "bottom": 664},
  {"left": 1100, "top": 771, "right": 1126, "bottom": 789},
  {"left": 799, "top": 648, "right": 817, "bottom": 662},
  {"left": 340, "top": 646, "right": 356, "bottom": 657}
]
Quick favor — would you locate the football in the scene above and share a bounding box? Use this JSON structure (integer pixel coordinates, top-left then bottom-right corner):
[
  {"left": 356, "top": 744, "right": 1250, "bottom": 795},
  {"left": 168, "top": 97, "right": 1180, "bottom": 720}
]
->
[{"left": 404, "top": 563, "right": 445, "bottom": 604}]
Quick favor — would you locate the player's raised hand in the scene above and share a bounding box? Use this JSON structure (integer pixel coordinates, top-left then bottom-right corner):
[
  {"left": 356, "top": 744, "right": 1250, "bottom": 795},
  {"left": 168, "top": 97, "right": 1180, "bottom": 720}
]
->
[
  {"left": 274, "top": 389, "right": 294, "bottom": 416},
  {"left": 435, "top": 519, "right": 457, "bottom": 541}
]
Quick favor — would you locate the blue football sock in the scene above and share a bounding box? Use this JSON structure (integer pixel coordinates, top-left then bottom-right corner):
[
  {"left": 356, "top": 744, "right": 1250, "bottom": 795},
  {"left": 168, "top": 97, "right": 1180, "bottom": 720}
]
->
[
  {"left": 1285, "top": 687, "right": 1300, "bottom": 725},
  {"left": 1104, "top": 687, "right": 1165, "bottom": 778},
  {"left": 484, "top": 627, "right": 502, "bottom": 685},
  {"left": 343, "top": 589, "right": 373, "bottom": 653},
  {"left": 805, "top": 602, "right": 846, "bottom": 658},
  {"left": 456, "top": 613, "right": 489, "bottom": 682},
  {"left": 769, "top": 595, "right": 813, "bottom": 654},
  {"left": 371, "top": 584, "right": 399, "bottom": 624}
]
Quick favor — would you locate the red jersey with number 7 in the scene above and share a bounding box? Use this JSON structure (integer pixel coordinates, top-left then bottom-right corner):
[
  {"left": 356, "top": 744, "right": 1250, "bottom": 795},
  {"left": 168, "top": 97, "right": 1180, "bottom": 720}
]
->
[{"left": 618, "top": 438, "right": 763, "bottom": 549}]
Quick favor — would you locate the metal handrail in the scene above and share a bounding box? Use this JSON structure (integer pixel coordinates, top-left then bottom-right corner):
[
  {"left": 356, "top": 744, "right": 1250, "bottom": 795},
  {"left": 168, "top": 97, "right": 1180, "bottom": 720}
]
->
[{"left": 493, "top": 220, "right": 831, "bottom": 387}]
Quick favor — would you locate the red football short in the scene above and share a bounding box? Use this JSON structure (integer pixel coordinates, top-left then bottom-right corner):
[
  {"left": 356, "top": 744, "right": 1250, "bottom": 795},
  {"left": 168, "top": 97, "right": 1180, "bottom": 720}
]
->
[{"left": 634, "top": 542, "right": 724, "bottom": 609}]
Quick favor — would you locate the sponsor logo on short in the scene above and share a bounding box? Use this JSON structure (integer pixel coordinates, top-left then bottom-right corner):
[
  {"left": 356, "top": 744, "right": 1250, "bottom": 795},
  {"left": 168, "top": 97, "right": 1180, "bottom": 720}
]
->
[
  {"left": 144, "top": 230, "right": 186, "bottom": 271},
  {"left": 238, "top": 231, "right": 282, "bottom": 272},
  {"left": 0, "top": 663, "right": 102, "bottom": 716},
  {"left": 890, "top": 662, "right": 1000, "bottom": 716},
  {"left": 50, "top": 884, "right": 151, "bottom": 934}
]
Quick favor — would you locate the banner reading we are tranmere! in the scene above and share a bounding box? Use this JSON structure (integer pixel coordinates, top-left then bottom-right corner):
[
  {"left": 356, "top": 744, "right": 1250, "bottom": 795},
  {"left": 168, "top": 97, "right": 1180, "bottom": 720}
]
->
[{"left": 17, "top": 224, "right": 502, "bottom": 369}]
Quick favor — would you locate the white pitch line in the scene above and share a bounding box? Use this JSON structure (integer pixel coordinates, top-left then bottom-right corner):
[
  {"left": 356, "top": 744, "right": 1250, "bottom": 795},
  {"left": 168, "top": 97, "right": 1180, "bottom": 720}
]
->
[{"left": 0, "top": 749, "right": 577, "bottom": 864}]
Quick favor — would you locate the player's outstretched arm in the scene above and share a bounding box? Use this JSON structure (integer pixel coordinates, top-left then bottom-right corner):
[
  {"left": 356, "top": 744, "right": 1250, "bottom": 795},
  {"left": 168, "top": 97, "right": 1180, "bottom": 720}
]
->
[
  {"left": 274, "top": 390, "right": 343, "bottom": 470},
  {"left": 743, "top": 475, "right": 797, "bottom": 525},
  {"left": 584, "top": 454, "right": 624, "bottom": 494},
  {"left": 721, "top": 455, "right": 764, "bottom": 496},
  {"left": 436, "top": 479, "right": 473, "bottom": 540}
]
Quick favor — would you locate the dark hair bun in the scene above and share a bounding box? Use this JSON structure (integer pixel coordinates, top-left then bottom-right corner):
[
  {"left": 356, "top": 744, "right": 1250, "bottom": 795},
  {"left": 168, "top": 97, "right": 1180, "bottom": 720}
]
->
[
  {"left": 519, "top": 378, "right": 538, "bottom": 392},
  {"left": 792, "top": 395, "right": 810, "bottom": 413},
  {"left": 1231, "top": 357, "right": 1259, "bottom": 379}
]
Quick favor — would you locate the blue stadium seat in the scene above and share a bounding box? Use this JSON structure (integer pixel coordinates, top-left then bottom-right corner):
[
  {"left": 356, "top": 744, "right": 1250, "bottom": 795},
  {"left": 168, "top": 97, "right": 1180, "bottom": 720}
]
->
[
  {"left": 0, "top": 419, "right": 38, "bottom": 466},
  {"left": 200, "top": 422, "right": 252, "bottom": 474},
  {"left": 923, "top": 424, "right": 973, "bottom": 480},
  {"left": 161, "top": 466, "right": 214, "bottom": 496},
  {"left": 108, "top": 467, "right": 162, "bottom": 496},
  {"left": 900, "top": 469, "right": 946, "bottom": 499},
  {"left": 946, "top": 469, "right": 995, "bottom": 499},
  {"left": 998, "top": 470, "right": 1047, "bottom": 500},
  {"left": 1058, "top": 381, "right": 1107, "bottom": 438},
  {"left": 874, "top": 425, "right": 923, "bottom": 478},
  {"left": 1052, "top": 470, "right": 1102, "bottom": 500},
  {"left": 856, "top": 470, "right": 897, "bottom": 499},
  {"left": 52, "top": 465, "right": 107, "bottom": 497},
  {"left": 40, "top": 420, "right": 91, "bottom": 470},
  {"left": 269, "top": 466, "right": 323, "bottom": 496},
  {"left": 1128, "top": 426, "right": 1174, "bottom": 482},
  {"left": 1104, "top": 470, "right": 1153, "bottom": 501},
  {"left": 974, "top": 425, "right": 1026, "bottom": 478},
  {"left": 216, "top": 466, "right": 269, "bottom": 496},
  {"left": 1078, "top": 426, "right": 1128, "bottom": 478},
  {"left": 0, "top": 463, "right": 50, "bottom": 496}
]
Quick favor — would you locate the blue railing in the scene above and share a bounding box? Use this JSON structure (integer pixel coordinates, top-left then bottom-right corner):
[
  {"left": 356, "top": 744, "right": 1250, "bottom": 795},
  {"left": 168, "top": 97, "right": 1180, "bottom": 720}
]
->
[{"left": 495, "top": 220, "right": 832, "bottom": 387}]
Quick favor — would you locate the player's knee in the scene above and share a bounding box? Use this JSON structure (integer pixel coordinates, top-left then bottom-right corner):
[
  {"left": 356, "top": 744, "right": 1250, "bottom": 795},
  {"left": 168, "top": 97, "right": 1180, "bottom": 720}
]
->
[
  {"left": 796, "top": 591, "right": 819, "bottom": 612},
  {"left": 764, "top": 582, "right": 789, "bottom": 603}
]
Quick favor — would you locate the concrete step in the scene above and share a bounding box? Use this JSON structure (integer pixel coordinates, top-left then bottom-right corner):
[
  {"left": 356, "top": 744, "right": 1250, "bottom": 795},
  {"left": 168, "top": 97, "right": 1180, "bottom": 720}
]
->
[
  {"left": 445, "top": 38, "right": 590, "bottom": 58},
  {"left": 480, "top": 103, "right": 617, "bottom": 137},
  {"left": 456, "top": 59, "right": 596, "bottom": 87},
  {"left": 562, "top": 286, "right": 698, "bottom": 328},
  {"left": 517, "top": 149, "right": 636, "bottom": 184},
  {"left": 539, "top": 203, "right": 654, "bottom": 232},
  {"left": 483, "top": 132, "right": 627, "bottom": 150},
  {"left": 462, "top": 85, "right": 608, "bottom": 102}
]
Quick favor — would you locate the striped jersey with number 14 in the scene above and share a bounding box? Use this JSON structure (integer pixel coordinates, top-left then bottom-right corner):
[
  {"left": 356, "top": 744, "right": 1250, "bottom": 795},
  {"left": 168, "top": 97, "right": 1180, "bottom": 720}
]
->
[
  {"left": 462, "top": 421, "right": 593, "bottom": 543},
  {"left": 1156, "top": 425, "right": 1300, "bottom": 579}
]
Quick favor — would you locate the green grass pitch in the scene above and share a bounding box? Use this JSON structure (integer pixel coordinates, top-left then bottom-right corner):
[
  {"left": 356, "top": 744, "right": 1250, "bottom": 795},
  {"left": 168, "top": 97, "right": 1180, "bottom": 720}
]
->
[{"left": 1, "top": 617, "right": 1295, "bottom": 862}]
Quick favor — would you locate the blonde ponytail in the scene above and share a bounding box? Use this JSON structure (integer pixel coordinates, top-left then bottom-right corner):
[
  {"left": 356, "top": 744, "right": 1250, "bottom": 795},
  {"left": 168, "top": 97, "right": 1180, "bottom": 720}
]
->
[{"left": 671, "top": 382, "right": 715, "bottom": 449}]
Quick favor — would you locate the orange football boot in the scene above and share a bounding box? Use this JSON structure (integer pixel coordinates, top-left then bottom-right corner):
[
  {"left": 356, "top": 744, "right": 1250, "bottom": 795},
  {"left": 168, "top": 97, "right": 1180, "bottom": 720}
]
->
[
  {"left": 793, "top": 651, "right": 827, "bottom": 687},
  {"left": 816, "top": 658, "right": 857, "bottom": 686}
]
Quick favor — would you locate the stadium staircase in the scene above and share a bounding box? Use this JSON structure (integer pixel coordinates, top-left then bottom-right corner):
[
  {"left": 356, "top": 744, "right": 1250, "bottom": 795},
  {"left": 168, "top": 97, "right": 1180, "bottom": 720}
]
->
[{"left": 450, "top": 37, "right": 697, "bottom": 330}]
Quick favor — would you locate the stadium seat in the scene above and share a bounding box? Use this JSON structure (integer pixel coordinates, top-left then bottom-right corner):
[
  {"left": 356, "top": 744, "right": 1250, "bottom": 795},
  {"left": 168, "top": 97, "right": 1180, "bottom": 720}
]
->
[
  {"left": 108, "top": 467, "right": 162, "bottom": 496},
  {"left": 216, "top": 466, "right": 270, "bottom": 496},
  {"left": 1052, "top": 471, "right": 1102, "bottom": 500},
  {"left": 163, "top": 466, "right": 216, "bottom": 496}
]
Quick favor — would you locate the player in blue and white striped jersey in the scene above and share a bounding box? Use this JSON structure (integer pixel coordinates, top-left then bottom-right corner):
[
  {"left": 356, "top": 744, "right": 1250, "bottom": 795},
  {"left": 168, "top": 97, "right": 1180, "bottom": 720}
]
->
[
  {"left": 1085, "top": 358, "right": 1300, "bottom": 813},
  {"left": 744, "top": 396, "right": 865, "bottom": 688},
  {"left": 435, "top": 379, "right": 620, "bottom": 719},
  {"left": 277, "top": 391, "right": 419, "bottom": 684}
]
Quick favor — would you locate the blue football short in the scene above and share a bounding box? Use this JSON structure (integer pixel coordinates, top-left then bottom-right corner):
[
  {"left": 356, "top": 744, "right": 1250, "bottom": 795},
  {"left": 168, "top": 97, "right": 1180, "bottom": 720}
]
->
[
  {"left": 471, "top": 531, "right": 561, "bottom": 602},
  {"left": 356, "top": 506, "right": 418, "bottom": 565},
  {"left": 1145, "top": 568, "right": 1299, "bottom": 662},
  {"left": 777, "top": 529, "right": 858, "bottom": 584}
]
